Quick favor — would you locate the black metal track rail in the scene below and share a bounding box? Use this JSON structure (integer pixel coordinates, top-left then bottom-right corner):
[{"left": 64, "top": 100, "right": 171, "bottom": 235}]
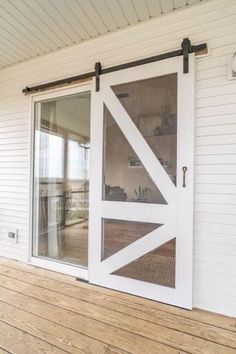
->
[{"left": 22, "top": 38, "right": 207, "bottom": 95}]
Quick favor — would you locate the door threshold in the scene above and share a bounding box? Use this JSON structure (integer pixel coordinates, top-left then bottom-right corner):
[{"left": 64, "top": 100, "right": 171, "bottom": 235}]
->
[
  {"left": 76, "top": 277, "right": 89, "bottom": 283},
  {"left": 29, "top": 257, "right": 88, "bottom": 280}
]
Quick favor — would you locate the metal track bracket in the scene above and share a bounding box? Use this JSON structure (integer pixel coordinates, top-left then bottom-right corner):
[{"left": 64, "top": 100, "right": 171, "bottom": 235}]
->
[
  {"left": 95, "top": 62, "right": 102, "bottom": 92},
  {"left": 182, "top": 37, "right": 192, "bottom": 74}
]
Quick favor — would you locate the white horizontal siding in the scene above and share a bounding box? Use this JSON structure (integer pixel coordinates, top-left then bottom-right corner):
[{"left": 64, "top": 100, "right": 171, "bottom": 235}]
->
[{"left": 0, "top": 0, "right": 236, "bottom": 317}]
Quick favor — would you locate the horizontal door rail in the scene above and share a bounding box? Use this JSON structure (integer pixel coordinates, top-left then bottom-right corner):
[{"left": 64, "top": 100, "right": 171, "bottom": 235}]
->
[{"left": 22, "top": 38, "right": 207, "bottom": 95}]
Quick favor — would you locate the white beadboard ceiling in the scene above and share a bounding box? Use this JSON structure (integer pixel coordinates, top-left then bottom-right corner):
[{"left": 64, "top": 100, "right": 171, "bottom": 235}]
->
[{"left": 0, "top": 0, "right": 208, "bottom": 69}]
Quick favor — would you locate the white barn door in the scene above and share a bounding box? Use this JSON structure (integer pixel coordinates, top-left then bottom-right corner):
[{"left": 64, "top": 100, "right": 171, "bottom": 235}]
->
[{"left": 89, "top": 54, "right": 195, "bottom": 309}]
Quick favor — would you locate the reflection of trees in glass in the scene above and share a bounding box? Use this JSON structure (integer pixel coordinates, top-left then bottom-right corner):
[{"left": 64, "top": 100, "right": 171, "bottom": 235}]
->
[
  {"left": 66, "top": 139, "right": 90, "bottom": 224},
  {"left": 64, "top": 187, "right": 73, "bottom": 220},
  {"left": 55, "top": 197, "right": 64, "bottom": 226}
]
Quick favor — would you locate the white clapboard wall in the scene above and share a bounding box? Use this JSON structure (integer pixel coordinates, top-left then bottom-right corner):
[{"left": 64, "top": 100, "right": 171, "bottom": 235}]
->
[{"left": 0, "top": 0, "right": 236, "bottom": 317}]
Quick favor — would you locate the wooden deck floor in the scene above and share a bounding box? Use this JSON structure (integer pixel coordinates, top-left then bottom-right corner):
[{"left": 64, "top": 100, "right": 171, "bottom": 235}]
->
[{"left": 0, "top": 257, "right": 235, "bottom": 354}]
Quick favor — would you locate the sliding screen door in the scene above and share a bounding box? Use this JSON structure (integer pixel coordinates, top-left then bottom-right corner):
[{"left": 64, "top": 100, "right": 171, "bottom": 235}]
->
[{"left": 89, "top": 55, "right": 194, "bottom": 308}]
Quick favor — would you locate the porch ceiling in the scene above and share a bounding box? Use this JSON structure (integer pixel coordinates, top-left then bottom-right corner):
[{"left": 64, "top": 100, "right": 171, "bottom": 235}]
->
[{"left": 0, "top": 0, "right": 208, "bottom": 70}]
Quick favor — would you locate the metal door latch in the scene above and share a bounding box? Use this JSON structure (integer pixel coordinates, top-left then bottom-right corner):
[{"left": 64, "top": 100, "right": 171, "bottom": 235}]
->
[{"left": 182, "top": 166, "right": 188, "bottom": 187}]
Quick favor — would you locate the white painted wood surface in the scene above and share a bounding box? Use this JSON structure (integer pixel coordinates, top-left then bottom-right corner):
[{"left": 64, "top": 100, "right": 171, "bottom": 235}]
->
[
  {"left": 89, "top": 55, "right": 194, "bottom": 308},
  {"left": 0, "top": 0, "right": 236, "bottom": 317},
  {"left": 0, "top": 0, "right": 206, "bottom": 69}
]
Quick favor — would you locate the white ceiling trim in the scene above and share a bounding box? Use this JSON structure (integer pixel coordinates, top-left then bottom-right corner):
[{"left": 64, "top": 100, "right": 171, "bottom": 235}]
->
[{"left": 0, "top": 0, "right": 208, "bottom": 69}]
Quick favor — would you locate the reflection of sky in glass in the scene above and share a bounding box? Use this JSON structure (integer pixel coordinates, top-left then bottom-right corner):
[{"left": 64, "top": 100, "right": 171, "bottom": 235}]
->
[
  {"left": 35, "top": 132, "right": 90, "bottom": 180},
  {"left": 35, "top": 130, "right": 64, "bottom": 178},
  {"left": 68, "top": 139, "right": 90, "bottom": 180}
]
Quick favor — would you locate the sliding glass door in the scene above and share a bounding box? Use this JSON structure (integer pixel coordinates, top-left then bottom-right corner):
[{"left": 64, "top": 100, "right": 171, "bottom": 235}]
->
[{"left": 33, "top": 90, "right": 91, "bottom": 268}]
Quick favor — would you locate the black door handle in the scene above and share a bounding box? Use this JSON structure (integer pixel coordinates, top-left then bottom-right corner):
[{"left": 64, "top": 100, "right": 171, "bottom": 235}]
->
[{"left": 182, "top": 166, "right": 188, "bottom": 187}]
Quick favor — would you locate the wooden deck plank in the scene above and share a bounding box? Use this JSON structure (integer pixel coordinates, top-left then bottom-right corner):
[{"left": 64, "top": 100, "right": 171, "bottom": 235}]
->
[
  {"left": 1, "top": 257, "right": 235, "bottom": 333},
  {"left": 0, "top": 258, "right": 235, "bottom": 354},
  {"left": 105, "top": 347, "right": 129, "bottom": 354},
  {"left": 0, "top": 348, "right": 11, "bottom": 354},
  {"left": 0, "top": 272, "right": 235, "bottom": 354},
  {"left": 0, "top": 285, "right": 180, "bottom": 354},
  {"left": 0, "top": 263, "right": 235, "bottom": 350},
  {"left": 0, "top": 301, "right": 110, "bottom": 354},
  {"left": 0, "top": 320, "right": 68, "bottom": 354}
]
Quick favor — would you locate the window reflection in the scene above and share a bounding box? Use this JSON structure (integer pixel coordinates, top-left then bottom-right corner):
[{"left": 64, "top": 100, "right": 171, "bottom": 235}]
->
[{"left": 35, "top": 131, "right": 64, "bottom": 179}]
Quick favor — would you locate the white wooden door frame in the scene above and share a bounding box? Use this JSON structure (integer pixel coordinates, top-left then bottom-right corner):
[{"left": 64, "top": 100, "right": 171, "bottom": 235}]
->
[
  {"left": 29, "top": 82, "right": 91, "bottom": 280},
  {"left": 89, "top": 55, "right": 195, "bottom": 309}
]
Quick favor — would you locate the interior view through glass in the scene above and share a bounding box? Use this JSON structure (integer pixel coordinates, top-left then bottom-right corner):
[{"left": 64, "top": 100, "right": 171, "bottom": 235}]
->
[{"left": 33, "top": 92, "right": 90, "bottom": 267}]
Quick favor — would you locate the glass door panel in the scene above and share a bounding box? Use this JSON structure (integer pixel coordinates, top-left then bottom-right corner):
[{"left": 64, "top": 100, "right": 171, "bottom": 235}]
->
[{"left": 33, "top": 92, "right": 91, "bottom": 267}]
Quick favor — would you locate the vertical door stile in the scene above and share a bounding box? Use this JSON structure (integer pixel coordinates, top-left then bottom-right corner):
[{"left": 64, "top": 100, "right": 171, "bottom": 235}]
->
[{"left": 89, "top": 83, "right": 104, "bottom": 278}]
